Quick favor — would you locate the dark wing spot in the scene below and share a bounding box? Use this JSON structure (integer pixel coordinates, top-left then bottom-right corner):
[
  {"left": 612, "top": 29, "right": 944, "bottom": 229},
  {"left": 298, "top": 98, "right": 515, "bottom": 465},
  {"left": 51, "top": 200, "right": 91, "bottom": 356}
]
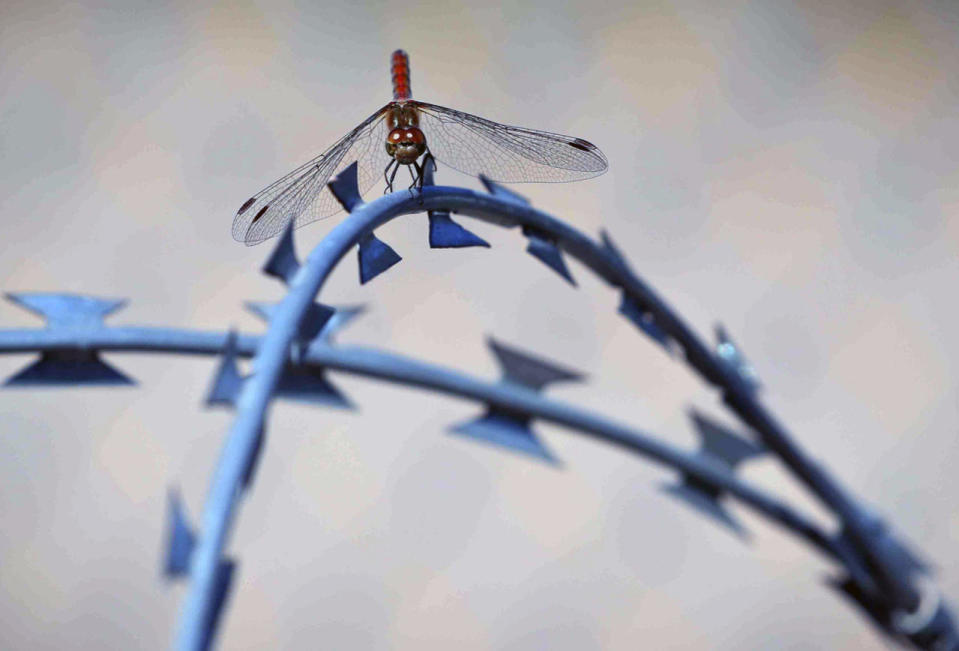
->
[
  {"left": 569, "top": 138, "right": 594, "bottom": 152},
  {"left": 252, "top": 205, "right": 270, "bottom": 224},
  {"left": 237, "top": 196, "right": 257, "bottom": 215}
]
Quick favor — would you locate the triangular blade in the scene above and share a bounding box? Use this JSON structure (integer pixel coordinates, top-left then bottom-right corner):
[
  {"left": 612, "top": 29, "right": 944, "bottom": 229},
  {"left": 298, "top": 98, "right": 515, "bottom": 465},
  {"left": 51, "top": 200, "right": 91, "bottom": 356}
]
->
[
  {"left": 661, "top": 476, "right": 746, "bottom": 537},
  {"left": 450, "top": 408, "right": 558, "bottom": 464},
  {"left": 4, "top": 350, "right": 134, "bottom": 386},
  {"left": 488, "top": 337, "right": 583, "bottom": 391},
  {"left": 164, "top": 490, "right": 196, "bottom": 578},
  {"left": 479, "top": 176, "right": 530, "bottom": 204},
  {"left": 599, "top": 230, "right": 631, "bottom": 275},
  {"left": 5, "top": 292, "right": 126, "bottom": 329},
  {"left": 244, "top": 302, "right": 275, "bottom": 323},
  {"left": 199, "top": 559, "right": 237, "bottom": 651},
  {"left": 689, "top": 409, "right": 764, "bottom": 469},
  {"left": 619, "top": 293, "right": 672, "bottom": 353},
  {"left": 428, "top": 211, "right": 489, "bottom": 249},
  {"left": 245, "top": 302, "right": 336, "bottom": 345},
  {"left": 329, "top": 161, "right": 363, "bottom": 212},
  {"left": 276, "top": 365, "right": 352, "bottom": 409},
  {"left": 205, "top": 332, "right": 244, "bottom": 407},
  {"left": 524, "top": 228, "right": 575, "bottom": 285},
  {"left": 314, "top": 305, "right": 366, "bottom": 343},
  {"left": 262, "top": 220, "right": 300, "bottom": 285},
  {"left": 358, "top": 232, "right": 402, "bottom": 285},
  {"left": 295, "top": 303, "right": 336, "bottom": 343}
]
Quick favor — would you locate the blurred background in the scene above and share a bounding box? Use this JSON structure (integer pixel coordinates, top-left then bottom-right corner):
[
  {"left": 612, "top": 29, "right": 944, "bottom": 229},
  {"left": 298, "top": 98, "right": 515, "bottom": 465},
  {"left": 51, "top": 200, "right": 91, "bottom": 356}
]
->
[{"left": 1, "top": 0, "right": 957, "bottom": 648}]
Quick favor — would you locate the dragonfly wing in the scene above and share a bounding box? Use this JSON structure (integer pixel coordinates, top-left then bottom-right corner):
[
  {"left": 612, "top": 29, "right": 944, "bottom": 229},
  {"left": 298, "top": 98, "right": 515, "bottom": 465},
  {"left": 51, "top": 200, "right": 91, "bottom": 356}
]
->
[
  {"left": 233, "top": 105, "right": 393, "bottom": 245},
  {"left": 412, "top": 101, "right": 607, "bottom": 184}
]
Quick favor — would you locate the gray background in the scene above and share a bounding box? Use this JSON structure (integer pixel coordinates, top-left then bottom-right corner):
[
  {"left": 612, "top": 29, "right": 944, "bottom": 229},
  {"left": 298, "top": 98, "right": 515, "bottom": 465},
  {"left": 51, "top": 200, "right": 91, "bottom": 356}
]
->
[{"left": 1, "top": 0, "right": 957, "bottom": 648}]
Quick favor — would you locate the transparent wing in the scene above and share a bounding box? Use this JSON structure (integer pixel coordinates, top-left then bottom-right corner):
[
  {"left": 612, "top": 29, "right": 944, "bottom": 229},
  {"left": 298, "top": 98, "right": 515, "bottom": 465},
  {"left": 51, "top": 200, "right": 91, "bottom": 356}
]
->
[
  {"left": 232, "top": 104, "right": 393, "bottom": 245},
  {"left": 411, "top": 101, "right": 608, "bottom": 184}
]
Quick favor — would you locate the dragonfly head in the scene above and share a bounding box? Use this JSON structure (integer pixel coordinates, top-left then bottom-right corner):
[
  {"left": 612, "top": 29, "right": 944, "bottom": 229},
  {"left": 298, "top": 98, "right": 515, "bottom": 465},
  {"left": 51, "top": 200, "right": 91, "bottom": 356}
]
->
[{"left": 386, "top": 126, "right": 427, "bottom": 165}]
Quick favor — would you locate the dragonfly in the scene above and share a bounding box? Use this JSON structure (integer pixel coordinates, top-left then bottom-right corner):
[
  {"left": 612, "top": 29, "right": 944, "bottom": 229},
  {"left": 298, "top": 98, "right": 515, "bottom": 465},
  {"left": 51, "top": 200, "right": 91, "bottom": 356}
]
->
[{"left": 233, "top": 50, "right": 608, "bottom": 245}]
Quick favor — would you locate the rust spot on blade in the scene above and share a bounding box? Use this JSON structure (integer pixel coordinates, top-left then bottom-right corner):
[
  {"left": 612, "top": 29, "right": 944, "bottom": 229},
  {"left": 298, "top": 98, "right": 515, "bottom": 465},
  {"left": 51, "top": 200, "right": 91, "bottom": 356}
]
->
[
  {"left": 252, "top": 205, "right": 270, "bottom": 224},
  {"left": 237, "top": 197, "right": 257, "bottom": 215}
]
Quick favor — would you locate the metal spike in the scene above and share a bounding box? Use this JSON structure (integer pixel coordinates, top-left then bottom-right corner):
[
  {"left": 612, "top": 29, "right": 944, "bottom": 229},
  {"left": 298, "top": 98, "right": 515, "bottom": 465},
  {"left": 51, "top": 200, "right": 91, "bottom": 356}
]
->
[
  {"left": 451, "top": 408, "right": 558, "bottom": 464},
  {"left": 358, "top": 232, "right": 402, "bottom": 285},
  {"left": 246, "top": 301, "right": 335, "bottom": 344},
  {"left": 599, "top": 230, "right": 631, "bottom": 274},
  {"left": 244, "top": 302, "right": 275, "bottom": 323},
  {"left": 262, "top": 220, "right": 300, "bottom": 285},
  {"left": 619, "top": 293, "right": 672, "bottom": 353},
  {"left": 199, "top": 559, "right": 237, "bottom": 651},
  {"left": 428, "top": 211, "right": 490, "bottom": 249},
  {"left": 6, "top": 292, "right": 126, "bottom": 329},
  {"left": 276, "top": 365, "right": 352, "bottom": 409},
  {"left": 715, "top": 324, "right": 761, "bottom": 393},
  {"left": 314, "top": 305, "right": 366, "bottom": 344},
  {"left": 488, "top": 337, "right": 583, "bottom": 391},
  {"left": 587, "top": 231, "right": 629, "bottom": 285},
  {"left": 205, "top": 332, "right": 244, "bottom": 407},
  {"left": 659, "top": 412, "right": 759, "bottom": 537},
  {"left": 4, "top": 350, "right": 134, "bottom": 386},
  {"left": 661, "top": 476, "right": 746, "bottom": 537},
  {"left": 689, "top": 409, "right": 764, "bottom": 469},
  {"left": 293, "top": 302, "right": 336, "bottom": 343},
  {"left": 328, "top": 161, "right": 363, "bottom": 212},
  {"left": 479, "top": 175, "right": 530, "bottom": 204},
  {"left": 164, "top": 489, "right": 196, "bottom": 578},
  {"left": 524, "top": 227, "right": 575, "bottom": 285},
  {"left": 248, "top": 302, "right": 365, "bottom": 351}
]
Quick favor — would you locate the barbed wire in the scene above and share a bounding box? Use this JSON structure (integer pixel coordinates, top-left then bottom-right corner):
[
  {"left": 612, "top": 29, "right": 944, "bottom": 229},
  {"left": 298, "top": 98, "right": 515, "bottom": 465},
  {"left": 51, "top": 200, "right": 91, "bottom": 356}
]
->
[{"left": 1, "top": 162, "right": 955, "bottom": 650}]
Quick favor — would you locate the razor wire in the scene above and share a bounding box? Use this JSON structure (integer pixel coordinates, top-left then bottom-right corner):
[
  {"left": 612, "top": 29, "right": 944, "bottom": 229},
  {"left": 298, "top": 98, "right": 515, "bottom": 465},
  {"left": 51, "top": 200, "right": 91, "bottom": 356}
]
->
[{"left": 0, "top": 161, "right": 955, "bottom": 650}]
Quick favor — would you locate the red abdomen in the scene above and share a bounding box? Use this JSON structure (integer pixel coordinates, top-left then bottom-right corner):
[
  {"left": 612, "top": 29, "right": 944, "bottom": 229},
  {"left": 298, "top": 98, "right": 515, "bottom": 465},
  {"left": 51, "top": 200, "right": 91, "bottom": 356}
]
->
[{"left": 391, "top": 49, "right": 411, "bottom": 101}]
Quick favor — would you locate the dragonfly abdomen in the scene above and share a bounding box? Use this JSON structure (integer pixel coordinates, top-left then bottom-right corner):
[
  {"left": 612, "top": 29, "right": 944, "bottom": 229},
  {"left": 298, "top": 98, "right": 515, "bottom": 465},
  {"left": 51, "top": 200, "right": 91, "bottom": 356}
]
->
[{"left": 391, "top": 49, "right": 412, "bottom": 101}]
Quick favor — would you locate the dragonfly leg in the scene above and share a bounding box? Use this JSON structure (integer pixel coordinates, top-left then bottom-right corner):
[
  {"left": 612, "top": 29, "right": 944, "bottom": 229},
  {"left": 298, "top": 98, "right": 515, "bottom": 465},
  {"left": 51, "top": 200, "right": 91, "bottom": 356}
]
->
[
  {"left": 407, "top": 162, "right": 420, "bottom": 192},
  {"left": 384, "top": 159, "right": 399, "bottom": 194}
]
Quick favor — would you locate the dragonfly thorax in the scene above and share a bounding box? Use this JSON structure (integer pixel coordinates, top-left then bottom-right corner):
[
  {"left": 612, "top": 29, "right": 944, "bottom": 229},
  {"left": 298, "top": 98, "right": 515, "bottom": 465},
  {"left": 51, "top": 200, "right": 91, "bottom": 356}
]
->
[
  {"left": 387, "top": 104, "right": 419, "bottom": 129},
  {"left": 386, "top": 126, "right": 427, "bottom": 165}
]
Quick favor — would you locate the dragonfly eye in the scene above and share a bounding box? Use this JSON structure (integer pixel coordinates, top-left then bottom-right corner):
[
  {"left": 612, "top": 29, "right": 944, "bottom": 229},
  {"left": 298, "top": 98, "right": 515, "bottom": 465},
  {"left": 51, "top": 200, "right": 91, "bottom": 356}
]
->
[{"left": 385, "top": 127, "right": 427, "bottom": 164}]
